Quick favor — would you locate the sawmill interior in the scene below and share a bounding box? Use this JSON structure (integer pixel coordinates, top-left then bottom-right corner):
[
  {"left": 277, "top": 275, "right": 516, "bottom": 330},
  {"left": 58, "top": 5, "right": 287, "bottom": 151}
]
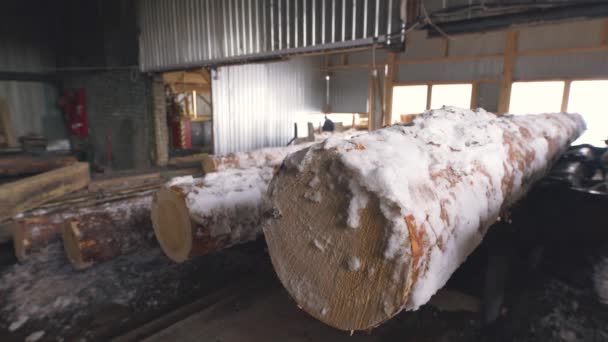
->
[{"left": 1, "top": 0, "right": 608, "bottom": 341}]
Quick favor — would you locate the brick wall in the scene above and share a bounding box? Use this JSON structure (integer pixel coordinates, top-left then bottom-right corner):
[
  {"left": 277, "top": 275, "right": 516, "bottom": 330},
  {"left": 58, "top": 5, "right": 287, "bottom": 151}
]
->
[{"left": 63, "top": 70, "right": 154, "bottom": 171}]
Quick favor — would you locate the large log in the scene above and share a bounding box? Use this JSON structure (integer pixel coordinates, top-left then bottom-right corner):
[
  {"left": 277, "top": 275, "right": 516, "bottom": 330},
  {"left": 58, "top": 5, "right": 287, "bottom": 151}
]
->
[
  {"left": 151, "top": 168, "right": 273, "bottom": 263},
  {"left": 13, "top": 193, "right": 154, "bottom": 264},
  {"left": 200, "top": 129, "right": 364, "bottom": 173},
  {"left": 0, "top": 162, "right": 90, "bottom": 222},
  {"left": 0, "top": 155, "right": 77, "bottom": 177},
  {"left": 62, "top": 196, "right": 154, "bottom": 269},
  {"left": 264, "top": 108, "right": 585, "bottom": 331}
]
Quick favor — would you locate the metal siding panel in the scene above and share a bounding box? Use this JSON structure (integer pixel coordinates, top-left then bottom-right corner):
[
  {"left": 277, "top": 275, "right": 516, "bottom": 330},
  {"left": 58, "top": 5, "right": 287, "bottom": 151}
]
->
[
  {"left": 449, "top": 31, "right": 505, "bottom": 56},
  {"left": 514, "top": 52, "right": 608, "bottom": 80},
  {"left": 329, "top": 69, "right": 369, "bottom": 113},
  {"left": 212, "top": 57, "right": 323, "bottom": 154},
  {"left": 396, "top": 59, "right": 503, "bottom": 83},
  {"left": 518, "top": 19, "right": 604, "bottom": 52},
  {"left": 138, "top": 0, "right": 399, "bottom": 71}
]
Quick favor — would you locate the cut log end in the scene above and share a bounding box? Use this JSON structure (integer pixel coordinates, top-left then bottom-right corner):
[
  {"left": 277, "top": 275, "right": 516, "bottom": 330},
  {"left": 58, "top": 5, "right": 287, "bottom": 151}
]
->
[
  {"left": 62, "top": 219, "right": 91, "bottom": 270},
  {"left": 151, "top": 186, "right": 193, "bottom": 263},
  {"left": 264, "top": 150, "right": 413, "bottom": 331}
]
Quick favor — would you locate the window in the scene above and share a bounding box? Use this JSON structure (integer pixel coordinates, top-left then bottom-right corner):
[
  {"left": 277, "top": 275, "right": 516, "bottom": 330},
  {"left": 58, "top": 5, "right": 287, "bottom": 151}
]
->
[
  {"left": 430, "top": 84, "right": 473, "bottom": 110},
  {"left": 509, "top": 81, "right": 564, "bottom": 115},
  {"left": 392, "top": 84, "right": 473, "bottom": 123},
  {"left": 568, "top": 80, "right": 608, "bottom": 146},
  {"left": 391, "top": 85, "right": 427, "bottom": 122}
]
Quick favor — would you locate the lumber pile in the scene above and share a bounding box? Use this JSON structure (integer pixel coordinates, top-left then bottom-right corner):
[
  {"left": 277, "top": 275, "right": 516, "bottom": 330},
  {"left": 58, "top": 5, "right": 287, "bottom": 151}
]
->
[
  {"left": 5, "top": 171, "right": 169, "bottom": 268},
  {"left": 263, "top": 107, "right": 585, "bottom": 331},
  {"left": 0, "top": 163, "right": 90, "bottom": 222}
]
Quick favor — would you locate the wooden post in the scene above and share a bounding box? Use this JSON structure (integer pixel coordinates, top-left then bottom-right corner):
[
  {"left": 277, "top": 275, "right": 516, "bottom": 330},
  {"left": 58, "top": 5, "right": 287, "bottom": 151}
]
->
[
  {"left": 561, "top": 80, "right": 572, "bottom": 112},
  {"left": 368, "top": 72, "right": 375, "bottom": 131},
  {"left": 497, "top": 31, "right": 519, "bottom": 114},
  {"left": 471, "top": 82, "right": 479, "bottom": 109},
  {"left": 0, "top": 163, "right": 90, "bottom": 222},
  {"left": 602, "top": 19, "right": 608, "bottom": 46},
  {"left": 426, "top": 84, "right": 433, "bottom": 110},
  {"left": 383, "top": 52, "right": 397, "bottom": 126}
]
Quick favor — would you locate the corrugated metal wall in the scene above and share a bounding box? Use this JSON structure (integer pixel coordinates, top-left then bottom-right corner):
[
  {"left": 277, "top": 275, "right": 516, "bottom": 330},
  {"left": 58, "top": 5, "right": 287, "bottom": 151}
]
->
[
  {"left": 138, "top": 0, "right": 402, "bottom": 71},
  {"left": 0, "top": 2, "right": 65, "bottom": 142},
  {"left": 212, "top": 56, "right": 324, "bottom": 154}
]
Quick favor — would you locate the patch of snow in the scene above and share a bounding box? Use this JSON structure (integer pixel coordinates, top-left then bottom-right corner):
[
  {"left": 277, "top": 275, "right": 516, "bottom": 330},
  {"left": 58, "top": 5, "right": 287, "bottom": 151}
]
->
[
  {"left": 346, "top": 256, "right": 361, "bottom": 272},
  {"left": 25, "top": 331, "right": 45, "bottom": 342},
  {"left": 8, "top": 315, "right": 28, "bottom": 331}
]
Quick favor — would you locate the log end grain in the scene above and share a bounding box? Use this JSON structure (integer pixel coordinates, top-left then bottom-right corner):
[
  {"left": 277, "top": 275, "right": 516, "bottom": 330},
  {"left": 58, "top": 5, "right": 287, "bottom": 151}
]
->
[
  {"left": 151, "top": 186, "right": 193, "bottom": 263},
  {"left": 264, "top": 150, "right": 414, "bottom": 331}
]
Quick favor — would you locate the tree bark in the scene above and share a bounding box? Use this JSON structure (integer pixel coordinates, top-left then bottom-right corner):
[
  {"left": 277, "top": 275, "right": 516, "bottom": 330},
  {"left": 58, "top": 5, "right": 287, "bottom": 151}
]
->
[
  {"left": 62, "top": 196, "right": 154, "bottom": 269},
  {"left": 12, "top": 194, "right": 153, "bottom": 264},
  {"left": 264, "top": 109, "right": 585, "bottom": 331},
  {"left": 151, "top": 168, "right": 272, "bottom": 263},
  {"left": 0, "top": 155, "right": 77, "bottom": 176}
]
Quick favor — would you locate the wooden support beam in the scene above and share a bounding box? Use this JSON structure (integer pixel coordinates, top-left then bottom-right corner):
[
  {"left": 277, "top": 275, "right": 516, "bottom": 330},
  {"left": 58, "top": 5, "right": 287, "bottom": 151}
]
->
[
  {"left": 0, "top": 98, "right": 17, "bottom": 147},
  {"left": 383, "top": 53, "right": 397, "bottom": 126},
  {"left": 368, "top": 72, "right": 375, "bottom": 131},
  {"left": 497, "top": 31, "right": 519, "bottom": 115},
  {"left": 561, "top": 80, "right": 572, "bottom": 112},
  {"left": 471, "top": 82, "right": 479, "bottom": 109},
  {"left": 426, "top": 84, "right": 433, "bottom": 110},
  {"left": 0, "top": 163, "right": 90, "bottom": 222}
]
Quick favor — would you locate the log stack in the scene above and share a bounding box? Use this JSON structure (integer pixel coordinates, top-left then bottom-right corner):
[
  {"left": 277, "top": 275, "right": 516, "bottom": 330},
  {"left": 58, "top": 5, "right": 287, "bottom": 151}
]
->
[{"left": 264, "top": 108, "right": 585, "bottom": 331}]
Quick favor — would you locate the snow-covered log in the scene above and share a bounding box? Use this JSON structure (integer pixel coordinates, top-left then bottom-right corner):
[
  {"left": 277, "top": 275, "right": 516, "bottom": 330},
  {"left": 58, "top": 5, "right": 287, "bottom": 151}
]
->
[
  {"left": 151, "top": 168, "right": 272, "bottom": 263},
  {"left": 264, "top": 107, "right": 585, "bottom": 331},
  {"left": 201, "top": 129, "right": 364, "bottom": 173},
  {"left": 62, "top": 196, "right": 154, "bottom": 269}
]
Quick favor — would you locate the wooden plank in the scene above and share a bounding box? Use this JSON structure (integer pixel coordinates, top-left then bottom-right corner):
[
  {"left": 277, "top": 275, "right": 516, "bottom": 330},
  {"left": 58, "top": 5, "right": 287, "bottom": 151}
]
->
[
  {"left": 470, "top": 82, "right": 479, "bottom": 109},
  {"left": 497, "top": 31, "right": 519, "bottom": 114},
  {"left": 561, "top": 80, "right": 572, "bottom": 112},
  {"left": 0, "top": 155, "right": 77, "bottom": 177},
  {"left": 0, "top": 98, "right": 17, "bottom": 147},
  {"left": 0, "top": 162, "right": 90, "bottom": 222},
  {"left": 426, "top": 84, "right": 433, "bottom": 110}
]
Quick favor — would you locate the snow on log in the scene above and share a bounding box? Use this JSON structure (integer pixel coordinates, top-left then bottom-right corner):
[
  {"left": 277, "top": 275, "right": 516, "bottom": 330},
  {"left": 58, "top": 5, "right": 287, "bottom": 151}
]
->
[
  {"left": 151, "top": 168, "right": 273, "bottom": 263},
  {"left": 264, "top": 107, "right": 585, "bottom": 331},
  {"left": 62, "top": 196, "right": 154, "bottom": 269},
  {"left": 13, "top": 195, "right": 153, "bottom": 264},
  {"left": 201, "top": 130, "right": 364, "bottom": 173}
]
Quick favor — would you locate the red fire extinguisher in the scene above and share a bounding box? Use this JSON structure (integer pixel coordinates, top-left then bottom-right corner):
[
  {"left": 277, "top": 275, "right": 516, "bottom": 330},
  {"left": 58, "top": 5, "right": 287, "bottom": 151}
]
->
[{"left": 59, "top": 88, "right": 88, "bottom": 137}]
